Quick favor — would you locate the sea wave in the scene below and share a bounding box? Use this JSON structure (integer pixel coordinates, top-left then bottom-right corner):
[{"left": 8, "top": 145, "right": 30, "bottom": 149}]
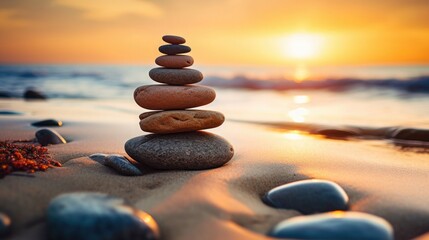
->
[{"left": 202, "top": 75, "right": 429, "bottom": 94}]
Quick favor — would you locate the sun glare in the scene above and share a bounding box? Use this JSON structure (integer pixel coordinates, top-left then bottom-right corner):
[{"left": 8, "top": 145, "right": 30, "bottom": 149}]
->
[{"left": 283, "top": 33, "right": 323, "bottom": 59}]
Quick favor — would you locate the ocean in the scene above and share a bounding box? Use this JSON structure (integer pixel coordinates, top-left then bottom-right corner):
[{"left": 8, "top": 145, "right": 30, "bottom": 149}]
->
[{"left": 0, "top": 64, "right": 428, "bottom": 129}]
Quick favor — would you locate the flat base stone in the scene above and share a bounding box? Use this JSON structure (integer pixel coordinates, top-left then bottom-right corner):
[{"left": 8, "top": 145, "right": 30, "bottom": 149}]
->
[{"left": 124, "top": 131, "right": 234, "bottom": 170}]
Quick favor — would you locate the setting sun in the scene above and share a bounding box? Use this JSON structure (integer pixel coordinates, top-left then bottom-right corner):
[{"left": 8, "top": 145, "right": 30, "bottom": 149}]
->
[{"left": 283, "top": 33, "right": 323, "bottom": 60}]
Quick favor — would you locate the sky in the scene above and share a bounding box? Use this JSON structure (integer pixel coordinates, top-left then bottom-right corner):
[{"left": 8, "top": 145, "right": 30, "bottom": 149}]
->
[{"left": 1, "top": 0, "right": 429, "bottom": 66}]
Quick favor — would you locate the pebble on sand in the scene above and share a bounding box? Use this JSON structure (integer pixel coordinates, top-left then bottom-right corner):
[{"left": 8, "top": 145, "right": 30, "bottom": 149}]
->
[
  {"left": 47, "top": 193, "right": 160, "bottom": 240},
  {"left": 149, "top": 68, "right": 203, "bottom": 85},
  {"left": 155, "top": 55, "right": 194, "bottom": 69},
  {"left": 31, "top": 119, "right": 63, "bottom": 127},
  {"left": 134, "top": 85, "right": 216, "bottom": 110},
  {"left": 139, "top": 110, "right": 225, "bottom": 134},
  {"left": 104, "top": 154, "right": 143, "bottom": 176},
  {"left": 125, "top": 131, "right": 234, "bottom": 170},
  {"left": 159, "top": 44, "right": 191, "bottom": 55},
  {"left": 269, "top": 211, "right": 393, "bottom": 240},
  {"left": 35, "top": 128, "right": 67, "bottom": 146},
  {"left": 263, "top": 179, "right": 349, "bottom": 214},
  {"left": 89, "top": 153, "right": 108, "bottom": 165},
  {"left": 162, "top": 35, "right": 186, "bottom": 44},
  {"left": 0, "top": 213, "right": 11, "bottom": 236},
  {"left": 23, "top": 88, "right": 46, "bottom": 100}
]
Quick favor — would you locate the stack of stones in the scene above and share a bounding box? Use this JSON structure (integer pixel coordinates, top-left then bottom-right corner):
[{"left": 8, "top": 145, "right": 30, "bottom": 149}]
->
[{"left": 125, "top": 35, "right": 234, "bottom": 170}]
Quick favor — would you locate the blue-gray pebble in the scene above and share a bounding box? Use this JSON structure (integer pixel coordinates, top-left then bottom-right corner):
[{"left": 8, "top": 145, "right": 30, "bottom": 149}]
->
[
  {"left": 269, "top": 211, "right": 393, "bottom": 240},
  {"left": 0, "top": 213, "right": 11, "bottom": 236},
  {"left": 263, "top": 179, "right": 349, "bottom": 214},
  {"left": 35, "top": 128, "right": 67, "bottom": 146},
  {"left": 89, "top": 153, "right": 108, "bottom": 165},
  {"left": 104, "top": 154, "right": 143, "bottom": 176},
  {"left": 47, "top": 193, "right": 159, "bottom": 240}
]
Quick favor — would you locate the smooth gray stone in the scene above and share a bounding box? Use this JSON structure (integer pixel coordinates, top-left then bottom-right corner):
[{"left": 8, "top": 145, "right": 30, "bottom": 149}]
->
[
  {"left": 269, "top": 212, "right": 394, "bottom": 240},
  {"left": 390, "top": 128, "right": 429, "bottom": 142},
  {"left": 159, "top": 44, "right": 191, "bottom": 55},
  {"left": 0, "top": 213, "right": 11, "bottom": 237},
  {"left": 104, "top": 154, "right": 143, "bottom": 176},
  {"left": 31, "top": 119, "right": 63, "bottom": 127},
  {"left": 125, "top": 131, "right": 234, "bottom": 170},
  {"left": 47, "top": 193, "right": 160, "bottom": 240},
  {"left": 23, "top": 88, "right": 46, "bottom": 100},
  {"left": 149, "top": 68, "right": 203, "bottom": 85},
  {"left": 89, "top": 153, "right": 108, "bottom": 165},
  {"left": 35, "top": 128, "right": 67, "bottom": 146},
  {"left": 263, "top": 179, "right": 349, "bottom": 214}
]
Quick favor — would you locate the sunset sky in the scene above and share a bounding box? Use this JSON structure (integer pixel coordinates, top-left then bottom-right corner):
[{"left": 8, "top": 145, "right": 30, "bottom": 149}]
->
[{"left": 1, "top": 0, "right": 429, "bottom": 66}]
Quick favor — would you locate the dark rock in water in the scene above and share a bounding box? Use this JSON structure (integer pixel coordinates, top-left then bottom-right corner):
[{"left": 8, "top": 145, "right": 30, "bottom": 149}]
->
[
  {"left": 0, "top": 110, "right": 23, "bottom": 115},
  {"left": 313, "top": 127, "right": 360, "bottom": 139},
  {"left": 0, "top": 91, "right": 12, "bottom": 98},
  {"left": 263, "top": 179, "right": 349, "bottom": 214},
  {"left": 89, "top": 153, "right": 108, "bottom": 165},
  {"left": 35, "top": 128, "right": 67, "bottom": 146},
  {"left": 0, "top": 213, "right": 11, "bottom": 236},
  {"left": 23, "top": 88, "right": 46, "bottom": 100},
  {"left": 125, "top": 131, "right": 234, "bottom": 170},
  {"left": 159, "top": 44, "right": 191, "bottom": 55},
  {"left": 31, "top": 119, "right": 63, "bottom": 127},
  {"left": 104, "top": 154, "right": 143, "bottom": 176},
  {"left": 47, "top": 193, "right": 160, "bottom": 240},
  {"left": 389, "top": 128, "right": 429, "bottom": 142},
  {"left": 269, "top": 211, "right": 393, "bottom": 240}
]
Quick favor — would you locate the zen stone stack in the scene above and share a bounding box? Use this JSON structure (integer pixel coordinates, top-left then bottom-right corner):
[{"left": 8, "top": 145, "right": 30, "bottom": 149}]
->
[{"left": 125, "top": 35, "right": 234, "bottom": 170}]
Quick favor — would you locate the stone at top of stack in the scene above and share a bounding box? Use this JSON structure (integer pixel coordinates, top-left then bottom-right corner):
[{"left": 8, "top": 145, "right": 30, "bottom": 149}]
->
[{"left": 124, "top": 35, "right": 234, "bottom": 170}]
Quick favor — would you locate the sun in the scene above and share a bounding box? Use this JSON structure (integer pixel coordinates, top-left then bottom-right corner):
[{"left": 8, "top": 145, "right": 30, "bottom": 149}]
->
[{"left": 283, "top": 33, "right": 323, "bottom": 59}]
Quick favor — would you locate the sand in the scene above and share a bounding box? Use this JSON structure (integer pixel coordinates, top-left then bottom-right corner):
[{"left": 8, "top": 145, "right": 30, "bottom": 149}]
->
[{"left": 0, "top": 98, "right": 428, "bottom": 240}]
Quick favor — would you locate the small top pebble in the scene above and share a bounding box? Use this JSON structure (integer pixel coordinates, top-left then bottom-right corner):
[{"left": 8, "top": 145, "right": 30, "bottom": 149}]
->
[{"left": 162, "top": 35, "right": 185, "bottom": 44}]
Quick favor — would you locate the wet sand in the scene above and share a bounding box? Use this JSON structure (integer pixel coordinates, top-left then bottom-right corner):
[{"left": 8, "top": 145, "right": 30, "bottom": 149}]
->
[{"left": 0, "top": 99, "right": 428, "bottom": 240}]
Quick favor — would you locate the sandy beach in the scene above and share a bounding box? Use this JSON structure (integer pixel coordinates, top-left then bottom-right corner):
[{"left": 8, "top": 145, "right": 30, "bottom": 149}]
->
[{"left": 0, "top": 98, "right": 428, "bottom": 240}]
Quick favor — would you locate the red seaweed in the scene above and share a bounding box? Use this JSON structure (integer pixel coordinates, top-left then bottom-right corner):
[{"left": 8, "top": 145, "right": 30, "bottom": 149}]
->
[{"left": 0, "top": 141, "right": 61, "bottom": 178}]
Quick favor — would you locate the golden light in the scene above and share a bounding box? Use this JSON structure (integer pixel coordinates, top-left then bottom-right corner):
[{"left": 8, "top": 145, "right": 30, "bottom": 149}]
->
[
  {"left": 282, "top": 130, "right": 306, "bottom": 140},
  {"left": 293, "top": 95, "right": 310, "bottom": 104},
  {"left": 288, "top": 107, "right": 309, "bottom": 122},
  {"left": 283, "top": 33, "right": 323, "bottom": 59}
]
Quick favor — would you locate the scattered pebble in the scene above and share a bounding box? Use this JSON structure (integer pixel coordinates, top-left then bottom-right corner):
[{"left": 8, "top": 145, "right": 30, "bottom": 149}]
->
[
  {"left": 23, "top": 88, "right": 46, "bottom": 100},
  {"left": 149, "top": 68, "right": 203, "bottom": 85},
  {"left": 125, "top": 131, "right": 234, "bottom": 170},
  {"left": 89, "top": 153, "right": 108, "bottom": 165},
  {"left": 139, "top": 110, "right": 225, "bottom": 134},
  {"left": 155, "top": 55, "right": 194, "bottom": 69},
  {"left": 31, "top": 119, "right": 63, "bottom": 127},
  {"left": 162, "top": 35, "right": 186, "bottom": 44},
  {"left": 104, "top": 154, "right": 142, "bottom": 176},
  {"left": 134, "top": 85, "right": 216, "bottom": 110},
  {"left": 269, "top": 211, "right": 393, "bottom": 240},
  {"left": 0, "top": 213, "right": 11, "bottom": 236},
  {"left": 35, "top": 128, "right": 67, "bottom": 146},
  {"left": 263, "top": 179, "right": 349, "bottom": 214},
  {"left": 159, "top": 44, "right": 191, "bottom": 55},
  {"left": 390, "top": 128, "right": 429, "bottom": 142},
  {"left": 47, "top": 193, "right": 160, "bottom": 240}
]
